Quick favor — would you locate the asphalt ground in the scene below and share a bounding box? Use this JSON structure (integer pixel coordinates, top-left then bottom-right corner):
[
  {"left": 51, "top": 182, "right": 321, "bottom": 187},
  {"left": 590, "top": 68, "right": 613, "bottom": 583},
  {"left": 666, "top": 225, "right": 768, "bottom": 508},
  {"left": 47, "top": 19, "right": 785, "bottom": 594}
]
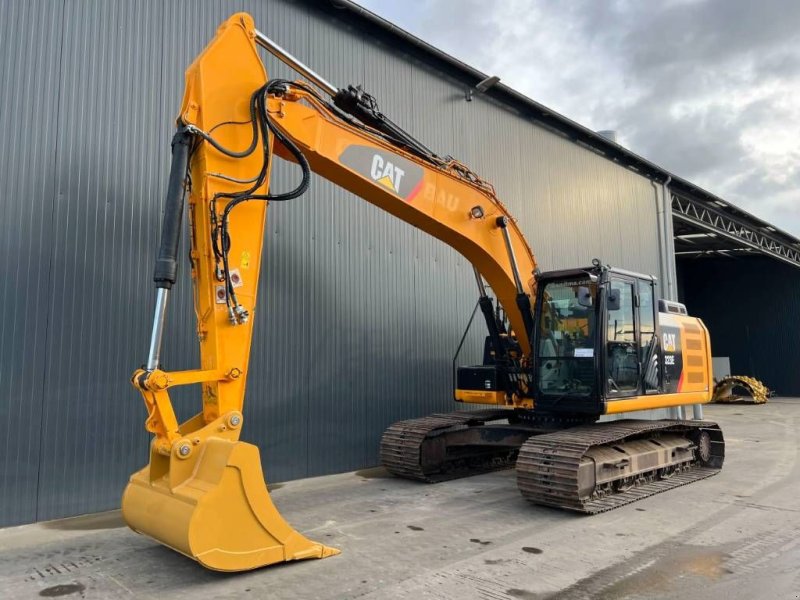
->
[{"left": 1, "top": 399, "right": 798, "bottom": 599}]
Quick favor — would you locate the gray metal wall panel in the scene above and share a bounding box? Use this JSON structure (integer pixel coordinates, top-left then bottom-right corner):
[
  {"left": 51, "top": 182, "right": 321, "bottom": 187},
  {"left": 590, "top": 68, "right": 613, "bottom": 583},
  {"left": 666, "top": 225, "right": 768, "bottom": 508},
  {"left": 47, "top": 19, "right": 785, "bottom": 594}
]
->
[
  {"left": 0, "top": 0, "right": 671, "bottom": 525},
  {"left": 34, "top": 0, "right": 168, "bottom": 521},
  {"left": 359, "top": 36, "right": 425, "bottom": 466},
  {"left": 678, "top": 257, "right": 800, "bottom": 396},
  {"left": 0, "top": 0, "right": 64, "bottom": 526}
]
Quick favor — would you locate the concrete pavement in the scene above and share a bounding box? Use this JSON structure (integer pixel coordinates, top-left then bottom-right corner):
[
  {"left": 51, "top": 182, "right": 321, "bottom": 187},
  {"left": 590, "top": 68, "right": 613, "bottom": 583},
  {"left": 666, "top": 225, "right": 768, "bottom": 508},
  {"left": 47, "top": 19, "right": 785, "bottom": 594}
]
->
[{"left": 1, "top": 399, "right": 798, "bottom": 599}]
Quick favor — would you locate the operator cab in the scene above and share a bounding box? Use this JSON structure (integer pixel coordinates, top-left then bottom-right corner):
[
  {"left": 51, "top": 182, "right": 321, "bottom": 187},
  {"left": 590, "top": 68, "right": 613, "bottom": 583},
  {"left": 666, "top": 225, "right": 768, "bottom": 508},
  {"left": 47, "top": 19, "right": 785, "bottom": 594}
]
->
[{"left": 531, "top": 261, "right": 661, "bottom": 416}]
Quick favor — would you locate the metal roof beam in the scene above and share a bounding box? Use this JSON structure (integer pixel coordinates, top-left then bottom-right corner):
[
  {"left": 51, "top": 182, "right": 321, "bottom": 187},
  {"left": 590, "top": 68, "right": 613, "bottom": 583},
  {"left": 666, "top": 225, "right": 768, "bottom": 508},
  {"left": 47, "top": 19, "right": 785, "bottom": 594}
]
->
[{"left": 672, "top": 193, "right": 800, "bottom": 268}]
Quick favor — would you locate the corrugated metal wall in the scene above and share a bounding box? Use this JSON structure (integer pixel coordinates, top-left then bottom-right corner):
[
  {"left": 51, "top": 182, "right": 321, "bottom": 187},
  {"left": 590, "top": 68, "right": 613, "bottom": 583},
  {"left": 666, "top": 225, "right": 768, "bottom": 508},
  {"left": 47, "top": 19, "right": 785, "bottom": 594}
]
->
[
  {"left": 678, "top": 257, "right": 800, "bottom": 396},
  {"left": 0, "top": 0, "right": 667, "bottom": 526}
]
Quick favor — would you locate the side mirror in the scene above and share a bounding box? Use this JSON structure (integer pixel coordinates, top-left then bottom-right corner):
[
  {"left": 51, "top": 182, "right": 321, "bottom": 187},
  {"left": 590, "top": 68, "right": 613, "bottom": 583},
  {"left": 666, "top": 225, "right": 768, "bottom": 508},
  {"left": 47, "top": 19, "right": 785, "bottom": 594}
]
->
[
  {"left": 607, "top": 288, "right": 621, "bottom": 311},
  {"left": 576, "top": 286, "right": 593, "bottom": 308}
]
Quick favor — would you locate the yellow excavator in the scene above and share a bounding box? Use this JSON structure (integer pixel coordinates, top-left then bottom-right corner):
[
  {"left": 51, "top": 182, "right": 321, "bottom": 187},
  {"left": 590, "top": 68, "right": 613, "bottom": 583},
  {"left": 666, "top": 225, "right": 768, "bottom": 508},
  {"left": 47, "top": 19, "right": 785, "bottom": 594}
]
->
[{"left": 122, "top": 13, "right": 724, "bottom": 572}]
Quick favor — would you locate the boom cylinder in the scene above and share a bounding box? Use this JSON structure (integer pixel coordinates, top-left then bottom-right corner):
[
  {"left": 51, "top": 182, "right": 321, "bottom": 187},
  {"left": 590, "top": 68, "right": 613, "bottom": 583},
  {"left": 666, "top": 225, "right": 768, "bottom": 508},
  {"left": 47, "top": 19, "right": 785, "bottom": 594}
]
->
[
  {"left": 473, "top": 266, "right": 488, "bottom": 297},
  {"left": 473, "top": 266, "right": 507, "bottom": 349},
  {"left": 496, "top": 217, "right": 536, "bottom": 341},
  {"left": 496, "top": 216, "right": 523, "bottom": 294}
]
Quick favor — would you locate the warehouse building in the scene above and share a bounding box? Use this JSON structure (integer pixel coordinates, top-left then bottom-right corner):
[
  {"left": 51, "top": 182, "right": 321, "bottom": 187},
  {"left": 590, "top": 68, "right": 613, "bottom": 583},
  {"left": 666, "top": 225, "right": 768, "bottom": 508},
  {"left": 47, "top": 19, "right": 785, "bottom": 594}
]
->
[{"left": 2, "top": 0, "right": 798, "bottom": 527}]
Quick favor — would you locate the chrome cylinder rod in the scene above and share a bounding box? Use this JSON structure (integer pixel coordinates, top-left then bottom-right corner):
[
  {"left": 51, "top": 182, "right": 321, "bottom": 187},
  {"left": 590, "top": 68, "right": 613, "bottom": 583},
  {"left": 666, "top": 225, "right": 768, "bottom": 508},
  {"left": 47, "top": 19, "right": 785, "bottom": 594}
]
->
[
  {"left": 473, "top": 266, "right": 488, "bottom": 297},
  {"left": 497, "top": 217, "right": 524, "bottom": 294},
  {"left": 146, "top": 288, "right": 169, "bottom": 370},
  {"left": 254, "top": 30, "right": 338, "bottom": 97}
]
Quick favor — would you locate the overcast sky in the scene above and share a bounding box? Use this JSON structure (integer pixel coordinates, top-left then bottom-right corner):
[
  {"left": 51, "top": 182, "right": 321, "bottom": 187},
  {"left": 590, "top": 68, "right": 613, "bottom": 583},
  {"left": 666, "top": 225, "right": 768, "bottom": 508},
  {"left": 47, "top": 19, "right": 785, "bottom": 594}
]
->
[{"left": 356, "top": 0, "right": 800, "bottom": 237}]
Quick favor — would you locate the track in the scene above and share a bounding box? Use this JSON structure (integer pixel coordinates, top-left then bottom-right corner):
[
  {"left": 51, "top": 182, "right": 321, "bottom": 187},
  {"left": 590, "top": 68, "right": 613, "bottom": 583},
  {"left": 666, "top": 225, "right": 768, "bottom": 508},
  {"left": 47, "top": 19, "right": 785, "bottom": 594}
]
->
[
  {"left": 380, "top": 409, "right": 527, "bottom": 482},
  {"left": 382, "top": 411, "right": 725, "bottom": 513},
  {"left": 516, "top": 419, "right": 725, "bottom": 513}
]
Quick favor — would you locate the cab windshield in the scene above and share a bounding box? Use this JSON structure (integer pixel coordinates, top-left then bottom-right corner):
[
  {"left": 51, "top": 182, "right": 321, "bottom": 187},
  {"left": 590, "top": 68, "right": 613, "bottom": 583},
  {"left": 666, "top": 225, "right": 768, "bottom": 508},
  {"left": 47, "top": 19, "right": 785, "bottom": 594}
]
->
[{"left": 536, "top": 279, "right": 597, "bottom": 396}]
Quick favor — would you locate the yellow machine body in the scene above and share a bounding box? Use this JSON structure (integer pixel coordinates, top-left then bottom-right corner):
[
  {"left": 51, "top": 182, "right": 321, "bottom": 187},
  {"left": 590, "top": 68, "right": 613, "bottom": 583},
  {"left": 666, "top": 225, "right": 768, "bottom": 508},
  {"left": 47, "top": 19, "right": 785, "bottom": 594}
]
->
[{"left": 124, "top": 12, "right": 719, "bottom": 572}]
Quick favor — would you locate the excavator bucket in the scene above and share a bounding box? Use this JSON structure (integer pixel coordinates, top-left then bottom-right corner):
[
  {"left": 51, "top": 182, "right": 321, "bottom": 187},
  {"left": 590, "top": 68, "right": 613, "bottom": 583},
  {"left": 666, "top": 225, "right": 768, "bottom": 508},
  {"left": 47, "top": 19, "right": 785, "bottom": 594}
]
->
[{"left": 122, "top": 415, "right": 338, "bottom": 572}]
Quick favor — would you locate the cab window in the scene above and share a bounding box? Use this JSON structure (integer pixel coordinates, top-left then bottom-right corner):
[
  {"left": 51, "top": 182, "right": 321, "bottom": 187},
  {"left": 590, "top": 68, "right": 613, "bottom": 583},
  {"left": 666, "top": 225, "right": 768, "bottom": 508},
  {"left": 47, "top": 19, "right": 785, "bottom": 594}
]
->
[
  {"left": 537, "top": 279, "right": 597, "bottom": 396},
  {"left": 638, "top": 278, "right": 659, "bottom": 392},
  {"left": 638, "top": 279, "right": 656, "bottom": 353},
  {"left": 606, "top": 280, "right": 639, "bottom": 393}
]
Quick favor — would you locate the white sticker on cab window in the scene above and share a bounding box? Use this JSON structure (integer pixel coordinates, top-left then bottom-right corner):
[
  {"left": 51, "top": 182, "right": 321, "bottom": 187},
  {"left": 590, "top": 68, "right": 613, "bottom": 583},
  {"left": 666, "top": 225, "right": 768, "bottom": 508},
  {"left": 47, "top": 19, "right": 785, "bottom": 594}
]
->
[{"left": 574, "top": 348, "right": 594, "bottom": 358}]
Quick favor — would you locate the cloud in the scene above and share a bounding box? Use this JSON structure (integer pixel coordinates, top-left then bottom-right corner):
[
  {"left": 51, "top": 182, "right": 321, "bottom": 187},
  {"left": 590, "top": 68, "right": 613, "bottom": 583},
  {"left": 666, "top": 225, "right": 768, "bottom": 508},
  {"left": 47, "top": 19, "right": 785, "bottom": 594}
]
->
[{"left": 357, "top": 0, "right": 800, "bottom": 236}]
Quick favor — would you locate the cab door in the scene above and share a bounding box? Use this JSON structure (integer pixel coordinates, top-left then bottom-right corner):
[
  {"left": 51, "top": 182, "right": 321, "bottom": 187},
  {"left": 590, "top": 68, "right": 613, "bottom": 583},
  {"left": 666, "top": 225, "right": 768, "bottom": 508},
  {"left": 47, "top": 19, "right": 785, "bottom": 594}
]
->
[
  {"left": 637, "top": 278, "right": 662, "bottom": 394},
  {"left": 604, "top": 276, "right": 641, "bottom": 398}
]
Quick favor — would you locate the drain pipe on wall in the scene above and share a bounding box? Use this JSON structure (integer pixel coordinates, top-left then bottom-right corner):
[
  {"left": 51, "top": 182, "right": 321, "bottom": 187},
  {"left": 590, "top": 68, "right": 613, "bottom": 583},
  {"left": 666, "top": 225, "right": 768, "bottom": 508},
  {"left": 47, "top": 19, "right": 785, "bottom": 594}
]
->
[
  {"left": 661, "top": 177, "right": 689, "bottom": 420},
  {"left": 663, "top": 181, "right": 704, "bottom": 421},
  {"left": 661, "top": 176, "right": 676, "bottom": 302},
  {"left": 661, "top": 178, "right": 704, "bottom": 421},
  {"left": 660, "top": 178, "right": 704, "bottom": 421},
  {"left": 651, "top": 177, "right": 669, "bottom": 301},
  {"left": 652, "top": 176, "right": 686, "bottom": 421}
]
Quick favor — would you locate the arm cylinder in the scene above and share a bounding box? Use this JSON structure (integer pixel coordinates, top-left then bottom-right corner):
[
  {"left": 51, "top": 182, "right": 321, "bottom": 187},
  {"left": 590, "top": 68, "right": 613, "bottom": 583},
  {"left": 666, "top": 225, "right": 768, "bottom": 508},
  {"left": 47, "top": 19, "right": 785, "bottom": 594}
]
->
[
  {"left": 153, "top": 129, "right": 193, "bottom": 289},
  {"left": 496, "top": 216, "right": 524, "bottom": 294}
]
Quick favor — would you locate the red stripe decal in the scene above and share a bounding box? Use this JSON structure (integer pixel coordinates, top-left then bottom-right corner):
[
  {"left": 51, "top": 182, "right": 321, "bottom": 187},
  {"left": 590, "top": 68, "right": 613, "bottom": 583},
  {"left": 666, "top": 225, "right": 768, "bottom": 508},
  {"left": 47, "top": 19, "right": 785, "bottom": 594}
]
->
[{"left": 405, "top": 179, "right": 424, "bottom": 202}]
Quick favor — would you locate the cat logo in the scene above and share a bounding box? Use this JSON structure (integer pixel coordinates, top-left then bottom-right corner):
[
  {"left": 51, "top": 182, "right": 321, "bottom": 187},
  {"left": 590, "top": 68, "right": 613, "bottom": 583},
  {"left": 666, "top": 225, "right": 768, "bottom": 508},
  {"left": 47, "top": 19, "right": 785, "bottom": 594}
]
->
[
  {"left": 662, "top": 332, "right": 677, "bottom": 353},
  {"left": 370, "top": 154, "right": 405, "bottom": 193},
  {"left": 339, "top": 144, "right": 424, "bottom": 201}
]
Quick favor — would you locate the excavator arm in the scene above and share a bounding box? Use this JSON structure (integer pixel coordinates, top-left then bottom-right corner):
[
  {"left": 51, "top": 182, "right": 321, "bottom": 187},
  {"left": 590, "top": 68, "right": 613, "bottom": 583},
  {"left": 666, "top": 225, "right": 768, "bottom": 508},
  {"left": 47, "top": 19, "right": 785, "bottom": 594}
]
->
[{"left": 123, "top": 13, "right": 538, "bottom": 572}]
